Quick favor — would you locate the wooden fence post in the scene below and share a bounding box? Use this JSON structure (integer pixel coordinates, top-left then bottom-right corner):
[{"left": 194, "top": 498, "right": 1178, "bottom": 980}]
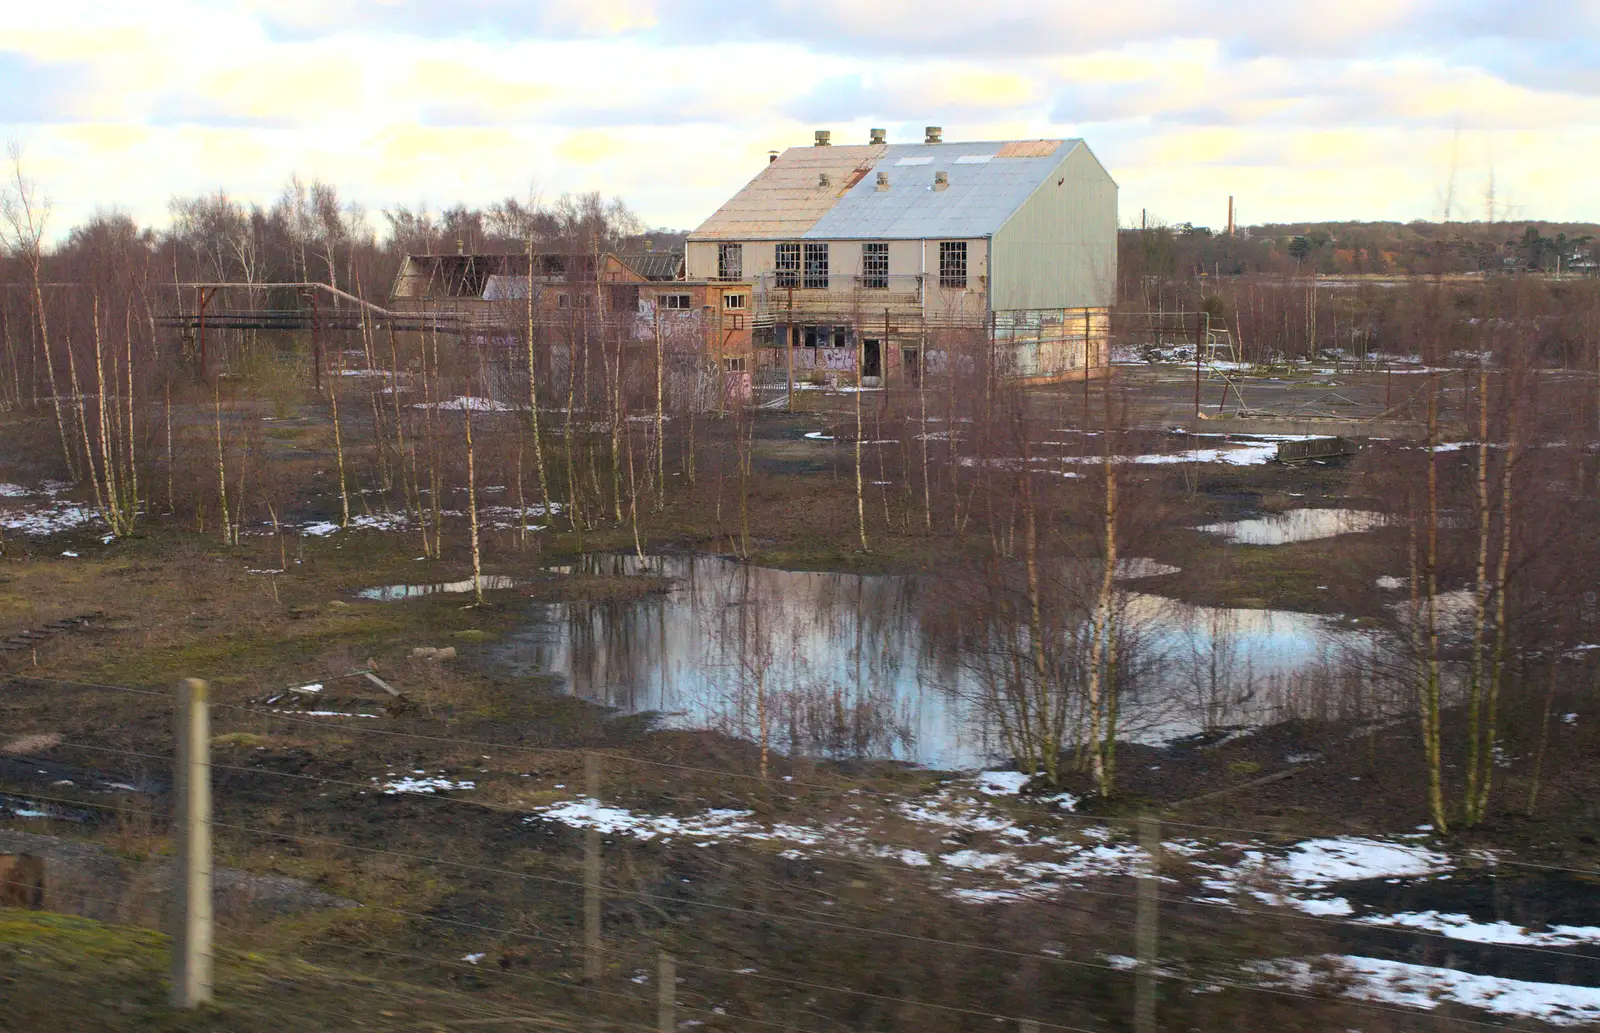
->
[
  {"left": 657, "top": 951, "right": 676, "bottom": 1033},
  {"left": 1135, "top": 812, "right": 1160, "bottom": 1033},
  {"left": 584, "top": 752, "right": 602, "bottom": 984},
  {"left": 171, "top": 677, "right": 213, "bottom": 1007}
]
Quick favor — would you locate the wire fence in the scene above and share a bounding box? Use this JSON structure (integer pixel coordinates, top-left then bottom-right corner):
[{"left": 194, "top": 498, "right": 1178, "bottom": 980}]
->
[{"left": 2, "top": 674, "right": 1595, "bottom": 1032}]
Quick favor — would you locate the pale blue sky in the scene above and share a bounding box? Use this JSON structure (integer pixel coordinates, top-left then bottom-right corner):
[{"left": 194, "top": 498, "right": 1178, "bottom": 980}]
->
[{"left": 4, "top": 1, "right": 1596, "bottom": 238}]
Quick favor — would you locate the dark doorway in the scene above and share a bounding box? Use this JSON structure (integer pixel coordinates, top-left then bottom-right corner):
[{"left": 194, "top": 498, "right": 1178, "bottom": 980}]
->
[{"left": 862, "top": 339, "right": 882, "bottom": 379}]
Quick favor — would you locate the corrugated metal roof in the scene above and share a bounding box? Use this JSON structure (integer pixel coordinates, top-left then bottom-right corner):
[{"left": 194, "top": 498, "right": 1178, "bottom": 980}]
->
[
  {"left": 690, "top": 140, "right": 1079, "bottom": 241},
  {"left": 615, "top": 251, "right": 684, "bottom": 281}
]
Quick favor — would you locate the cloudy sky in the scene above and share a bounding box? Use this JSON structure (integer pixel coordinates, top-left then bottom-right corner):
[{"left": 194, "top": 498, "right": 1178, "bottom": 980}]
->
[{"left": 3, "top": 1, "right": 1596, "bottom": 238}]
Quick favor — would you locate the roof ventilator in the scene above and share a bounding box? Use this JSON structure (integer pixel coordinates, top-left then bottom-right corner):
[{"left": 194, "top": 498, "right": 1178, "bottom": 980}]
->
[
  {"left": 870, "top": 128, "right": 886, "bottom": 145},
  {"left": 876, "top": 171, "right": 889, "bottom": 191},
  {"left": 933, "top": 171, "right": 949, "bottom": 191},
  {"left": 814, "top": 129, "right": 831, "bottom": 146},
  {"left": 819, "top": 172, "right": 832, "bottom": 188},
  {"left": 924, "top": 125, "right": 942, "bottom": 143}
]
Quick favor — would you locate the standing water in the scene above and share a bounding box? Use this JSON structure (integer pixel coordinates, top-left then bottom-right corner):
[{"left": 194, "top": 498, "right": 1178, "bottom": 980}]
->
[{"left": 492, "top": 555, "right": 1377, "bottom": 770}]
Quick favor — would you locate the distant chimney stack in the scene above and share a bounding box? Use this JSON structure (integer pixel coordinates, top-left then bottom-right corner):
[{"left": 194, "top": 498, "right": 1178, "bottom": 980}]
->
[
  {"left": 768, "top": 150, "right": 779, "bottom": 164},
  {"left": 925, "top": 126, "right": 942, "bottom": 144},
  {"left": 456, "top": 239, "right": 464, "bottom": 255},
  {"left": 869, "top": 127, "right": 886, "bottom": 145},
  {"left": 876, "top": 170, "right": 889, "bottom": 191},
  {"left": 814, "top": 129, "right": 832, "bottom": 147},
  {"left": 933, "top": 170, "right": 949, "bottom": 191}
]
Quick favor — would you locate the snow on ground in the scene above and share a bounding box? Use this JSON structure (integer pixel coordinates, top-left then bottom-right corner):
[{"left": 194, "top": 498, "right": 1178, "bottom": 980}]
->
[
  {"left": 527, "top": 773, "right": 1147, "bottom": 904},
  {"left": 1258, "top": 955, "right": 1600, "bottom": 1027},
  {"left": 0, "top": 482, "right": 98, "bottom": 536},
  {"left": 413, "top": 396, "right": 514, "bottom": 412},
  {"left": 528, "top": 800, "right": 827, "bottom": 847},
  {"left": 1276, "top": 837, "right": 1450, "bottom": 885},
  {"left": 1359, "top": 910, "right": 1600, "bottom": 947},
  {"left": 1190, "top": 835, "right": 1450, "bottom": 916},
  {"left": 522, "top": 771, "right": 1598, "bottom": 1024},
  {"left": 377, "top": 772, "right": 477, "bottom": 794}
]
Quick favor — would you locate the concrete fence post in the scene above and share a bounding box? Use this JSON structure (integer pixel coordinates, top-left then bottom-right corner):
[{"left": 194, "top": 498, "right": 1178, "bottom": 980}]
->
[
  {"left": 1135, "top": 812, "right": 1160, "bottom": 1033},
  {"left": 584, "top": 752, "right": 602, "bottom": 984},
  {"left": 657, "top": 951, "right": 676, "bottom": 1033},
  {"left": 171, "top": 677, "right": 213, "bottom": 1007}
]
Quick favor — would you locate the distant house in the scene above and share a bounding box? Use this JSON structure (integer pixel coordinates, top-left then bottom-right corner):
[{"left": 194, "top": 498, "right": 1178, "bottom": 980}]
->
[
  {"left": 686, "top": 127, "right": 1117, "bottom": 384},
  {"left": 388, "top": 250, "right": 754, "bottom": 403}
]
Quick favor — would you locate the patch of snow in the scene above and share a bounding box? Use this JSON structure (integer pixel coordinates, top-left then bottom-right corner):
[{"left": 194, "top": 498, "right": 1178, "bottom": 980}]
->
[
  {"left": 414, "top": 396, "right": 514, "bottom": 412},
  {"left": 1261, "top": 955, "right": 1600, "bottom": 1027},
  {"left": 378, "top": 775, "right": 476, "bottom": 795},
  {"left": 1276, "top": 837, "right": 1450, "bottom": 886},
  {"left": 974, "top": 771, "right": 1029, "bottom": 796},
  {"left": 301, "top": 521, "right": 341, "bottom": 537},
  {"left": 1375, "top": 575, "right": 1406, "bottom": 590},
  {"left": 461, "top": 952, "right": 486, "bottom": 965},
  {"left": 1360, "top": 910, "right": 1600, "bottom": 947},
  {"left": 0, "top": 500, "right": 98, "bottom": 536},
  {"left": 940, "top": 850, "right": 1012, "bottom": 871}
]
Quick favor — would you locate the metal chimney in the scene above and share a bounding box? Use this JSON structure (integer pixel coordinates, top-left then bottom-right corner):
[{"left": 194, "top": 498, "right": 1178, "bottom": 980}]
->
[
  {"left": 933, "top": 171, "right": 948, "bottom": 191},
  {"left": 819, "top": 172, "right": 832, "bottom": 188},
  {"left": 869, "top": 128, "right": 886, "bottom": 145},
  {"left": 814, "top": 129, "right": 832, "bottom": 147},
  {"left": 924, "top": 126, "right": 942, "bottom": 144},
  {"left": 876, "top": 170, "right": 889, "bottom": 191},
  {"left": 768, "top": 150, "right": 779, "bottom": 164}
]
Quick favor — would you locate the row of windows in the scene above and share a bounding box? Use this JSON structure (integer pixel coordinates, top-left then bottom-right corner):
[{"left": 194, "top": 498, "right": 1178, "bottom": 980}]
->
[
  {"left": 716, "top": 241, "right": 969, "bottom": 290},
  {"left": 553, "top": 291, "right": 747, "bottom": 313}
]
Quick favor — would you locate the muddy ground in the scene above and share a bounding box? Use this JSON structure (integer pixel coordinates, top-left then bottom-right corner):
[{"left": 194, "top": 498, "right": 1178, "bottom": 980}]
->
[{"left": 1, "top": 364, "right": 1596, "bottom": 1031}]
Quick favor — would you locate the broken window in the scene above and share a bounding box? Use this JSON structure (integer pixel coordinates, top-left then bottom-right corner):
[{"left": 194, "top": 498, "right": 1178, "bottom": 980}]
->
[
  {"left": 717, "top": 243, "right": 743, "bottom": 281},
  {"left": 723, "top": 293, "right": 747, "bottom": 310},
  {"left": 661, "top": 294, "right": 692, "bottom": 310},
  {"left": 862, "top": 242, "right": 889, "bottom": 289},
  {"left": 803, "top": 242, "right": 829, "bottom": 289},
  {"left": 939, "top": 241, "right": 967, "bottom": 289},
  {"left": 832, "top": 328, "right": 848, "bottom": 349},
  {"left": 724, "top": 356, "right": 747, "bottom": 372},
  {"left": 775, "top": 243, "right": 800, "bottom": 288},
  {"left": 557, "top": 293, "right": 570, "bottom": 309}
]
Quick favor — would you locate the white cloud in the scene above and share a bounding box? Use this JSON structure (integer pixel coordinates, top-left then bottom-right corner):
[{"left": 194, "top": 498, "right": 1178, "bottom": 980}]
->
[{"left": 1, "top": 1, "right": 1596, "bottom": 235}]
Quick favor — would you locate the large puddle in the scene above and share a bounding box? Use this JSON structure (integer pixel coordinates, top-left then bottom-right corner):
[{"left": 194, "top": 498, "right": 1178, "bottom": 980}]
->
[
  {"left": 492, "top": 555, "right": 1378, "bottom": 769},
  {"left": 1196, "top": 508, "right": 1387, "bottom": 546},
  {"left": 357, "top": 575, "right": 518, "bottom": 601}
]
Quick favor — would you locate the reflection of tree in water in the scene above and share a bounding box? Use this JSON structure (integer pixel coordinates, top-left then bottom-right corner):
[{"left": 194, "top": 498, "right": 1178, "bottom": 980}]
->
[
  {"left": 559, "top": 555, "right": 925, "bottom": 761},
  {"left": 520, "top": 554, "right": 1370, "bottom": 768}
]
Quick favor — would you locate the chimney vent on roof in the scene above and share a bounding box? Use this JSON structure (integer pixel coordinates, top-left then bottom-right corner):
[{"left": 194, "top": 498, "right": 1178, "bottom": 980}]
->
[
  {"left": 768, "top": 150, "right": 779, "bottom": 164},
  {"left": 814, "top": 129, "right": 831, "bottom": 147},
  {"left": 819, "top": 172, "right": 832, "bottom": 188},
  {"left": 456, "top": 239, "right": 464, "bottom": 255},
  {"left": 869, "top": 127, "right": 886, "bottom": 145},
  {"left": 933, "top": 171, "right": 949, "bottom": 191},
  {"left": 876, "top": 170, "right": 889, "bottom": 191},
  {"left": 924, "top": 126, "right": 942, "bottom": 144}
]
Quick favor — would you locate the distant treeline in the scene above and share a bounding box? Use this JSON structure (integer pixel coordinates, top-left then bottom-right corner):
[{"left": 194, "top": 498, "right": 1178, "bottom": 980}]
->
[{"left": 1121, "top": 219, "right": 1600, "bottom": 281}]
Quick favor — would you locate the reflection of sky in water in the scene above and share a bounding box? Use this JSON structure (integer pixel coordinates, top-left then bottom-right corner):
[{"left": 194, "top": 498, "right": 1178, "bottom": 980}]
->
[
  {"left": 358, "top": 576, "right": 517, "bottom": 601},
  {"left": 1196, "top": 509, "right": 1386, "bottom": 546},
  {"left": 493, "top": 556, "right": 1374, "bottom": 771}
]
